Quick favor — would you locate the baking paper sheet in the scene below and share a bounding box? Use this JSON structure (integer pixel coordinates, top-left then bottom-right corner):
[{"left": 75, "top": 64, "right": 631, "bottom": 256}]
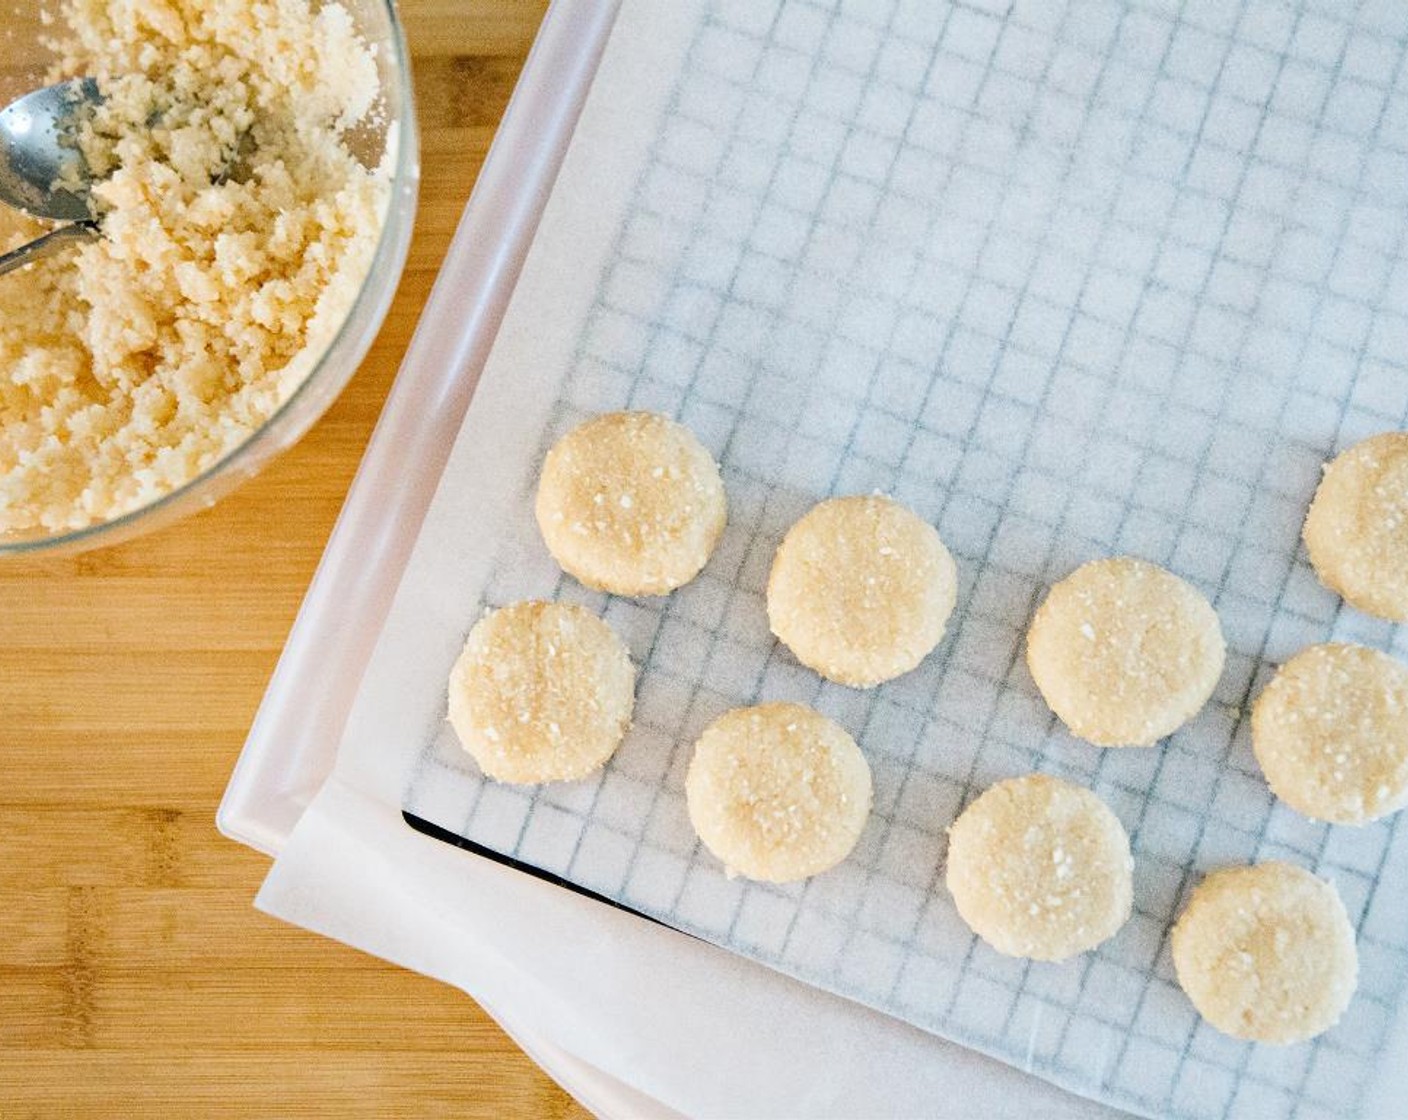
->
[{"left": 269, "top": 1, "right": 1408, "bottom": 1116}]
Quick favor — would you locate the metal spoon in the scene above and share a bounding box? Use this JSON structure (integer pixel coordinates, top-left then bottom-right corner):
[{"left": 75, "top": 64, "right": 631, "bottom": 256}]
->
[{"left": 0, "top": 78, "right": 102, "bottom": 276}]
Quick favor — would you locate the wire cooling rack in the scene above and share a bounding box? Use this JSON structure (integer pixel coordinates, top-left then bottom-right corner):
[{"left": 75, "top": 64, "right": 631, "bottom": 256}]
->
[{"left": 404, "top": 2, "right": 1408, "bottom": 1116}]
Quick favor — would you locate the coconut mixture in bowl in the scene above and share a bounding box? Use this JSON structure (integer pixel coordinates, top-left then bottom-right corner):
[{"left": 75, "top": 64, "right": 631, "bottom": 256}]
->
[{"left": 0, "top": 0, "right": 399, "bottom": 538}]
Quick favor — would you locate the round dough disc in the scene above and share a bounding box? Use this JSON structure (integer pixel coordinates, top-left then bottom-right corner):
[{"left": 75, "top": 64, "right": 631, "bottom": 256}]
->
[
  {"left": 448, "top": 600, "right": 635, "bottom": 784},
  {"left": 686, "top": 702, "right": 872, "bottom": 882},
  {"left": 766, "top": 495, "right": 958, "bottom": 687},
  {"left": 945, "top": 774, "right": 1133, "bottom": 961},
  {"left": 1026, "top": 556, "right": 1225, "bottom": 747},
  {"left": 1303, "top": 431, "right": 1408, "bottom": 622},
  {"left": 1253, "top": 642, "right": 1408, "bottom": 825},
  {"left": 1171, "top": 862, "right": 1358, "bottom": 1044},
  {"left": 535, "top": 411, "right": 727, "bottom": 596}
]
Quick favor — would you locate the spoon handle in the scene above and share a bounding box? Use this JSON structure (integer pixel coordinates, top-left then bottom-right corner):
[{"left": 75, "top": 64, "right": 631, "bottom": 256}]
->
[{"left": 0, "top": 220, "right": 99, "bottom": 277}]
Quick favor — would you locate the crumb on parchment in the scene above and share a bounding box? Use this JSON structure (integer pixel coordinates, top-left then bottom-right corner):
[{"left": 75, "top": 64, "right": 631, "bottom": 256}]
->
[{"left": 0, "top": 0, "right": 391, "bottom": 535}]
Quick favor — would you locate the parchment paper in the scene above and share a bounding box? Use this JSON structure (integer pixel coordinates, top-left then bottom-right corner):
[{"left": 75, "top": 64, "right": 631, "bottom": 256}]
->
[{"left": 260, "top": 1, "right": 1408, "bottom": 1116}]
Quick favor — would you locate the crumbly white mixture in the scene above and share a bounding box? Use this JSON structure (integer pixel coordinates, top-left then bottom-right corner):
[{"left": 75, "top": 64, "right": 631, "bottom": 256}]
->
[{"left": 0, "top": 0, "right": 391, "bottom": 535}]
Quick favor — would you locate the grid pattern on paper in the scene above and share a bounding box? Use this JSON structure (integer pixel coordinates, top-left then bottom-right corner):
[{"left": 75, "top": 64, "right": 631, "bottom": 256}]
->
[{"left": 405, "top": 2, "right": 1408, "bottom": 1117}]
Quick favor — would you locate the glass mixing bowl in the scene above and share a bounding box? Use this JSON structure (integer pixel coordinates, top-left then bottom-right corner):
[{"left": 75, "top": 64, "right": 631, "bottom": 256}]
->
[{"left": 0, "top": 0, "right": 419, "bottom": 556}]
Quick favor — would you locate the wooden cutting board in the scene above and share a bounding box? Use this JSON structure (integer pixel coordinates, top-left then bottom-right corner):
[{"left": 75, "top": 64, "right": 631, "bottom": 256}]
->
[{"left": 0, "top": 2, "right": 592, "bottom": 1115}]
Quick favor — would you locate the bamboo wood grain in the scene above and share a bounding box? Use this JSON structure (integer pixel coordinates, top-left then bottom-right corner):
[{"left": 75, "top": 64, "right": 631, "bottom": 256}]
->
[{"left": 0, "top": 2, "right": 596, "bottom": 1115}]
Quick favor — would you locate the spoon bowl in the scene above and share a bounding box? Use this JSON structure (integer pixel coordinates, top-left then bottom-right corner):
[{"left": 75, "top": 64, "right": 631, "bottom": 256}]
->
[{"left": 0, "top": 77, "right": 100, "bottom": 222}]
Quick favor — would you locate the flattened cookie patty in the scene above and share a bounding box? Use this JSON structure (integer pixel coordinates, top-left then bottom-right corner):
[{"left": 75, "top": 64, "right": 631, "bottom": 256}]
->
[
  {"left": 767, "top": 495, "right": 958, "bottom": 687},
  {"left": 1253, "top": 643, "right": 1408, "bottom": 825},
  {"left": 686, "top": 702, "right": 872, "bottom": 882},
  {"left": 1172, "top": 862, "right": 1357, "bottom": 1044},
  {"left": 448, "top": 600, "right": 635, "bottom": 784},
  {"left": 945, "top": 774, "right": 1133, "bottom": 961},
  {"left": 1303, "top": 431, "right": 1408, "bottom": 622},
  {"left": 535, "top": 411, "right": 727, "bottom": 596},
  {"left": 1027, "top": 556, "right": 1225, "bottom": 747}
]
